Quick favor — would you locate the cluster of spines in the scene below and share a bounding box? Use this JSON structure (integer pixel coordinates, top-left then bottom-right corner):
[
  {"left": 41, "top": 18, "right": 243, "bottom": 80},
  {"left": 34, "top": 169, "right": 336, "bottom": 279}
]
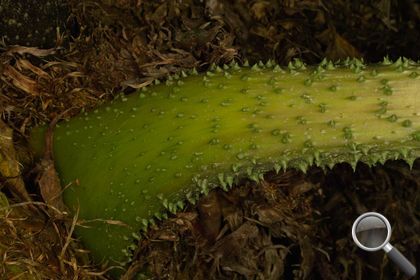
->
[{"left": 139, "top": 57, "right": 418, "bottom": 95}]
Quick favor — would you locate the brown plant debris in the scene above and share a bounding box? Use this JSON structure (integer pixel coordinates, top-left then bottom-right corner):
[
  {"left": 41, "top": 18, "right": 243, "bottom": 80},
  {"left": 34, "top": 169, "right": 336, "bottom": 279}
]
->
[
  {"left": 124, "top": 160, "right": 419, "bottom": 280},
  {"left": 0, "top": 193, "right": 111, "bottom": 279},
  {"left": 33, "top": 109, "right": 77, "bottom": 214},
  {"left": 0, "top": 0, "right": 419, "bottom": 279},
  {"left": 0, "top": 119, "right": 32, "bottom": 203}
]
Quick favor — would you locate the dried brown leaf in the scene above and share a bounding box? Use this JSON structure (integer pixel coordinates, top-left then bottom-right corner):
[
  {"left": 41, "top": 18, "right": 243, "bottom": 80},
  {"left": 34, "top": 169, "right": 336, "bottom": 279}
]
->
[
  {"left": 250, "top": 1, "right": 271, "bottom": 20},
  {"left": 197, "top": 191, "right": 221, "bottom": 241},
  {"left": 5, "top": 46, "right": 56, "bottom": 57},
  {"left": 317, "top": 28, "right": 361, "bottom": 60},
  {"left": 35, "top": 111, "right": 76, "bottom": 214},
  {"left": 210, "top": 221, "right": 259, "bottom": 259},
  {"left": 0, "top": 120, "right": 32, "bottom": 203},
  {"left": 299, "top": 235, "right": 315, "bottom": 279},
  {"left": 36, "top": 160, "right": 66, "bottom": 213},
  {"left": 15, "top": 59, "right": 50, "bottom": 79},
  {"left": 2, "top": 65, "right": 41, "bottom": 96}
]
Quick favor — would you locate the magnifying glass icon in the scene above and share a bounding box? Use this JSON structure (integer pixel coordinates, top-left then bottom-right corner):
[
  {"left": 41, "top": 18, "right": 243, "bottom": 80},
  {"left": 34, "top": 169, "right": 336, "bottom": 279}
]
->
[{"left": 352, "top": 212, "right": 416, "bottom": 277}]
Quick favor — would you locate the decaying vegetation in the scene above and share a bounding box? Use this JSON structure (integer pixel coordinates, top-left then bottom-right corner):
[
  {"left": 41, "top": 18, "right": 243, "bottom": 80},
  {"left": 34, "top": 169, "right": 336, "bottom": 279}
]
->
[{"left": 0, "top": 0, "right": 419, "bottom": 279}]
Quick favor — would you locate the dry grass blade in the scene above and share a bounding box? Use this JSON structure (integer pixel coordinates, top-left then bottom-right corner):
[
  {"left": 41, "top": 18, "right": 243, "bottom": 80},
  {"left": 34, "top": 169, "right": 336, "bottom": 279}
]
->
[
  {"left": 1, "top": 64, "right": 41, "bottom": 96},
  {"left": 16, "top": 59, "right": 51, "bottom": 79},
  {"left": 5, "top": 46, "right": 57, "bottom": 57}
]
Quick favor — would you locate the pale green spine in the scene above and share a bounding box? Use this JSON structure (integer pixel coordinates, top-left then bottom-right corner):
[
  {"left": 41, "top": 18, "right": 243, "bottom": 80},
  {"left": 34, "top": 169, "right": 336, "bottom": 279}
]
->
[{"left": 30, "top": 58, "right": 420, "bottom": 268}]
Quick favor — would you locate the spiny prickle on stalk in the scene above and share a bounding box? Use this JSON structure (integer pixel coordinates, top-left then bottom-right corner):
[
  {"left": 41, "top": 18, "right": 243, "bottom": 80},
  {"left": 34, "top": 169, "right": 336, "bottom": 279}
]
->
[{"left": 30, "top": 57, "right": 420, "bottom": 275}]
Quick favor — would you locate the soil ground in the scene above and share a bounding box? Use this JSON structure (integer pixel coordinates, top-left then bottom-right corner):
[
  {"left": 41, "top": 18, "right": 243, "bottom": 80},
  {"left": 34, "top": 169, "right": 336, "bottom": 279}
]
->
[{"left": 0, "top": 1, "right": 419, "bottom": 279}]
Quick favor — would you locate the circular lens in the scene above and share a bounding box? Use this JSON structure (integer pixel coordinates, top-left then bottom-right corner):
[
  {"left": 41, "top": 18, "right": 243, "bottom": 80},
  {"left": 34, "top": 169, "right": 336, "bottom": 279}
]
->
[{"left": 355, "top": 216, "right": 388, "bottom": 249}]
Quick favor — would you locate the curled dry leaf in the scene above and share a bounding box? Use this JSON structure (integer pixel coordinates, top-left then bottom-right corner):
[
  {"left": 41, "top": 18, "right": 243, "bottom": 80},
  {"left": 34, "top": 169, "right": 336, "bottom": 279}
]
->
[
  {"left": 36, "top": 158, "right": 67, "bottom": 214},
  {"left": 35, "top": 112, "right": 72, "bottom": 215},
  {"left": 0, "top": 120, "right": 32, "bottom": 203}
]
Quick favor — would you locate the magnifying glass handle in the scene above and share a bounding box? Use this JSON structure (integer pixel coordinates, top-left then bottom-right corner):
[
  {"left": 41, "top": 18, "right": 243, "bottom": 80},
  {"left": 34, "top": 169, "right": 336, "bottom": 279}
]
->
[{"left": 385, "top": 244, "right": 416, "bottom": 277}]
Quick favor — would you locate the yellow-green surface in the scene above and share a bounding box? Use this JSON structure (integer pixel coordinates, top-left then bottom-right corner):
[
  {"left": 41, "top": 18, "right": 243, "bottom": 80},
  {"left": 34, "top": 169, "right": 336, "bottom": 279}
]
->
[{"left": 30, "top": 58, "right": 420, "bottom": 271}]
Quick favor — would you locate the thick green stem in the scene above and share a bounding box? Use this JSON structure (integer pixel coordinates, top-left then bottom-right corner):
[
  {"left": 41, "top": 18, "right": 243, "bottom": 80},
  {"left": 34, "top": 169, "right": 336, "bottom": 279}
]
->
[{"left": 30, "top": 58, "right": 420, "bottom": 272}]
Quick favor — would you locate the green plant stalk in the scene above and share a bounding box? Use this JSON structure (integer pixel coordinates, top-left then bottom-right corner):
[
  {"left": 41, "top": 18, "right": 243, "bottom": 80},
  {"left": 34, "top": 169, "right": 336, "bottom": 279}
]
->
[{"left": 30, "top": 58, "right": 420, "bottom": 271}]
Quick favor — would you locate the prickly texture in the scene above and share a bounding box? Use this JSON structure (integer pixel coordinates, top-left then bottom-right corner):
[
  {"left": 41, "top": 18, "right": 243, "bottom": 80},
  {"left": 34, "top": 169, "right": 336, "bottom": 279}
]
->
[{"left": 30, "top": 58, "right": 420, "bottom": 270}]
